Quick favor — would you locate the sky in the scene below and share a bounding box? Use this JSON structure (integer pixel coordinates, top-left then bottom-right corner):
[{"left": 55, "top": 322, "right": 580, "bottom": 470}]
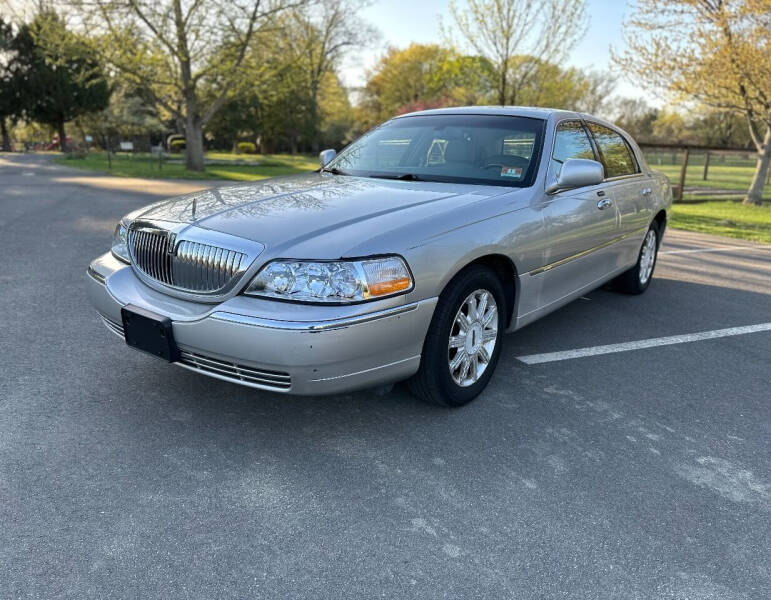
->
[{"left": 340, "top": 0, "right": 639, "bottom": 99}]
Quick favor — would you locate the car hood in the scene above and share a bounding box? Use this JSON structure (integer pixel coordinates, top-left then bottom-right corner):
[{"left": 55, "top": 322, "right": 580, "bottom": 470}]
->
[{"left": 134, "top": 173, "right": 514, "bottom": 258}]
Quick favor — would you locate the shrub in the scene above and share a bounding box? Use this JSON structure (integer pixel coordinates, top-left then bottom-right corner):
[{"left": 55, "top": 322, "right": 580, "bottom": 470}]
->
[
  {"left": 237, "top": 141, "right": 256, "bottom": 154},
  {"left": 169, "top": 139, "right": 186, "bottom": 152}
]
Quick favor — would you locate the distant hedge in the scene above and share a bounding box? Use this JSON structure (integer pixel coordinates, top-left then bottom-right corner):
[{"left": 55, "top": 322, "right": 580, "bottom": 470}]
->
[{"left": 237, "top": 141, "right": 256, "bottom": 154}]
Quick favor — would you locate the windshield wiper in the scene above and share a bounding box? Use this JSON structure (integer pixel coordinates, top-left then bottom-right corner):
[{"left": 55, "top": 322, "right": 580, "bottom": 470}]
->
[
  {"left": 321, "top": 166, "right": 350, "bottom": 176},
  {"left": 369, "top": 173, "right": 425, "bottom": 181}
]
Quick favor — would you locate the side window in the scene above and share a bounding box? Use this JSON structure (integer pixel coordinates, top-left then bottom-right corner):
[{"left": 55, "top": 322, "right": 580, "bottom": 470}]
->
[
  {"left": 587, "top": 123, "right": 638, "bottom": 178},
  {"left": 551, "top": 121, "right": 595, "bottom": 178}
]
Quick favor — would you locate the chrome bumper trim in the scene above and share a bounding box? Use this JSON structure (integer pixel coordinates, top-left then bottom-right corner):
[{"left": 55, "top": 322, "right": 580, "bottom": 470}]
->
[
  {"left": 310, "top": 355, "right": 421, "bottom": 383},
  {"left": 210, "top": 301, "right": 424, "bottom": 332},
  {"left": 87, "top": 265, "right": 106, "bottom": 284}
]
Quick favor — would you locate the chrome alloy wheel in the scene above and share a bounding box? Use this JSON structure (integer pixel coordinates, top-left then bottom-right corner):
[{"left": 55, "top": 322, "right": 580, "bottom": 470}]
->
[
  {"left": 448, "top": 289, "right": 499, "bottom": 387},
  {"left": 638, "top": 229, "right": 658, "bottom": 285}
]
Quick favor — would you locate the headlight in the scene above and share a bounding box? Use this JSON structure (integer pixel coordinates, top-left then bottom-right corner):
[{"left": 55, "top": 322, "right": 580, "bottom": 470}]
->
[
  {"left": 244, "top": 256, "right": 413, "bottom": 303},
  {"left": 111, "top": 220, "right": 130, "bottom": 263}
]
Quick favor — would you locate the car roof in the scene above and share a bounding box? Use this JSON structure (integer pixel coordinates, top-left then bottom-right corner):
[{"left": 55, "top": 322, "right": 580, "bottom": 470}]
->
[{"left": 394, "top": 105, "right": 579, "bottom": 121}]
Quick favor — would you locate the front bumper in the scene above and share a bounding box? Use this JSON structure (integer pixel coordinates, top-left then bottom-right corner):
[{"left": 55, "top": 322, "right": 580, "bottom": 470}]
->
[{"left": 86, "top": 253, "right": 437, "bottom": 395}]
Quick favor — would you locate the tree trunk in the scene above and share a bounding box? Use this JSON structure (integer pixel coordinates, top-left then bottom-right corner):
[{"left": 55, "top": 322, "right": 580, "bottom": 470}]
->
[
  {"left": 57, "top": 117, "right": 68, "bottom": 153},
  {"left": 185, "top": 116, "right": 205, "bottom": 171},
  {"left": 498, "top": 70, "right": 507, "bottom": 106},
  {"left": 744, "top": 127, "right": 771, "bottom": 206},
  {"left": 0, "top": 117, "right": 10, "bottom": 152}
]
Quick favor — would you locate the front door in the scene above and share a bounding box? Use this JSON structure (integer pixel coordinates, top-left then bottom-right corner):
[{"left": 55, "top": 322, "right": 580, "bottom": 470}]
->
[{"left": 538, "top": 121, "right": 620, "bottom": 305}]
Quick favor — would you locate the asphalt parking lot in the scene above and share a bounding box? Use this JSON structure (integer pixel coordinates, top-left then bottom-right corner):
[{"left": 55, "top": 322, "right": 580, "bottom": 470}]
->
[{"left": 1, "top": 153, "right": 769, "bottom": 599}]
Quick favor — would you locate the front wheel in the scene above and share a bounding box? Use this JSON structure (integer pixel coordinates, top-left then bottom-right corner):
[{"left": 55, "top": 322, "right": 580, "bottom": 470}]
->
[
  {"left": 408, "top": 265, "right": 506, "bottom": 407},
  {"left": 613, "top": 222, "right": 660, "bottom": 294}
]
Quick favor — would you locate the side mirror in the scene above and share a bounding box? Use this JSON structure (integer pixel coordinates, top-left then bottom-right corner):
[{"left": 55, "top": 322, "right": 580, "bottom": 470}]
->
[
  {"left": 546, "top": 158, "right": 604, "bottom": 194},
  {"left": 319, "top": 148, "right": 337, "bottom": 168}
]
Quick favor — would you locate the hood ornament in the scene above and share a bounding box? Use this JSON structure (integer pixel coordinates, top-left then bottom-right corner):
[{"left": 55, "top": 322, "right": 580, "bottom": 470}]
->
[{"left": 191, "top": 197, "right": 197, "bottom": 220}]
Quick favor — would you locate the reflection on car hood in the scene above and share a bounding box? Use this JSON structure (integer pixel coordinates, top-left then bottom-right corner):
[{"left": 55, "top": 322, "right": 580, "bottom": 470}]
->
[{"left": 134, "top": 173, "right": 510, "bottom": 256}]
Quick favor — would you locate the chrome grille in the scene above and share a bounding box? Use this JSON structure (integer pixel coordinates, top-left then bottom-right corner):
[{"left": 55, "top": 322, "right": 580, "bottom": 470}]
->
[
  {"left": 130, "top": 228, "right": 173, "bottom": 285},
  {"left": 178, "top": 350, "right": 291, "bottom": 391},
  {"left": 128, "top": 226, "right": 249, "bottom": 293}
]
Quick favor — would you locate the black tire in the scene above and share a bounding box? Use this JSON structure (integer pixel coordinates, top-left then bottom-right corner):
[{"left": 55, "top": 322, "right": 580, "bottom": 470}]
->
[
  {"left": 612, "top": 221, "right": 660, "bottom": 294},
  {"left": 407, "top": 265, "right": 506, "bottom": 407}
]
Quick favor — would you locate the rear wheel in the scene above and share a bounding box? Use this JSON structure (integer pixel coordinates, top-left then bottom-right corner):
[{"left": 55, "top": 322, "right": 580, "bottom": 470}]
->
[
  {"left": 408, "top": 265, "right": 505, "bottom": 407},
  {"left": 613, "top": 222, "right": 660, "bottom": 294}
]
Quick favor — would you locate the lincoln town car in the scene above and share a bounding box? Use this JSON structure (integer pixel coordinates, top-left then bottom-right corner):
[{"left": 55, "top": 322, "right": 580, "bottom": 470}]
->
[{"left": 86, "top": 107, "right": 672, "bottom": 406}]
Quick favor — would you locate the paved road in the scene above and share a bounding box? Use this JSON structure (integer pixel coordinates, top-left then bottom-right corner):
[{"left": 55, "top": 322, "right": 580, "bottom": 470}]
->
[{"left": 1, "top": 154, "right": 769, "bottom": 599}]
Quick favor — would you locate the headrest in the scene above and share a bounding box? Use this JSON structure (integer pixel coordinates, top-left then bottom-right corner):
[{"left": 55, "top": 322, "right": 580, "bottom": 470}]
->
[{"left": 444, "top": 139, "right": 473, "bottom": 163}]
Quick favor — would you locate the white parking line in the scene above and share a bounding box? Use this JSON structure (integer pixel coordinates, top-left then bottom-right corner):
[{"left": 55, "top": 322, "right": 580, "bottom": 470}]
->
[
  {"left": 661, "top": 245, "right": 771, "bottom": 255},
  {"left": 516, "top": 323, "right": 771, "bottom": 365}
]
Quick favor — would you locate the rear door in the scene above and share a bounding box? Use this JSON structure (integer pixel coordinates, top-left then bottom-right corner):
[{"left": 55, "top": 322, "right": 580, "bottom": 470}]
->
[
  {"left": 539, "top": 120, "right": 620, "bottom": 304},
  {"left": 585, "top": 122, "right": 653, "bottom": 263}
]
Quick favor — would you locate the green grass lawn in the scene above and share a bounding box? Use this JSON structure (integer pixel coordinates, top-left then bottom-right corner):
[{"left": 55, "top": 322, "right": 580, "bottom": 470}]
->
[
  {"left": 55, "top": 151, "right": 318, "bottom": 181},
  {"left": 670, "top": 200, "right": 771, "bottom": 243}
]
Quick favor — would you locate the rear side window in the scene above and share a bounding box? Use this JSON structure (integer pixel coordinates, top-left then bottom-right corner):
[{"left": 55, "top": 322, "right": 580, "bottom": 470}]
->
[
  {"left": 587, "top": 123, "right": 638, "bottom": 178},
  {"left": 551, "top": 121, "right": 596, "bottom": 177}
]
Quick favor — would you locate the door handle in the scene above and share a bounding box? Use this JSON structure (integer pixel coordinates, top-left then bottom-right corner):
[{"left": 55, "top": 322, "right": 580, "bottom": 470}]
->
[
  {"left": 597, "top": 198, "right": 613, "bottom": 210},
  {"left": 642, "top": 188, "right": 652, "bottom": 196}
]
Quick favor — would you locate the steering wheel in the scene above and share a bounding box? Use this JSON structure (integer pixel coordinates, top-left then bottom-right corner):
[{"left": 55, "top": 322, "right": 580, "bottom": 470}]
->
[{"left": 481, "top": 162, "right": 507, "bottom": 170}]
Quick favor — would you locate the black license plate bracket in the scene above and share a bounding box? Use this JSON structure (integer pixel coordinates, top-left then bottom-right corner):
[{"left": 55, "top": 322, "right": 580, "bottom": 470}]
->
[{"left": 121, "top": 305, "right": 180, "bottom": 362}]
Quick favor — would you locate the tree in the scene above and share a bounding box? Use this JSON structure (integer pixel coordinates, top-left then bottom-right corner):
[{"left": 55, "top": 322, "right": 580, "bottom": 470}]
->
[
  {"left": 70, "top": 0, "right": 308, "bottom": 171},
  {"left": 614, "top": 0, "right": 771, "bottom": 205},
  {"left": 575, "top": 70, "right": 618, "bottom": 116},
  {"left": 77, "top": 81, "right": 164, "bottom": 150},
  {"left": 511, "top": 59, "right": 597, "bottom": 111},
  {"left": 282, "top": 0, "right": 374, "bottom": 151},
  {"left": 651, "top": 110, "right": 687, "bottom": 143},
  {"left": 690, "top": 108, "right": 752, "bottom": 147},
  {"left": 11, "top": 12, "right": 110, "bottom": 152},
  {"left": 203, "top": 23, "right": 356, "bottom": 154},
  {"left": 316, "top": 70, "right": 355, "bottom": 150},
  {"left": 0, "top": 16, "right": 17, "bottom": 151},
  {"left": 357, "top": 43, "right": 494, "bottom": 129},
  {"left": 611, "top": 98, "right": 660, "bottom": 142},
  {"left": 444, "top": 0, "right": 587, "bottom": 105}
]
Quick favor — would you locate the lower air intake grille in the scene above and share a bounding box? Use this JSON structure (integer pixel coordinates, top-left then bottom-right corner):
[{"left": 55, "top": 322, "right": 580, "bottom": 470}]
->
[
  {"left": 101, "top": 316, "right": 125, "bottom": 338},
  {"left": 178, "top": 350, "right": 291, "bottom": 390}
]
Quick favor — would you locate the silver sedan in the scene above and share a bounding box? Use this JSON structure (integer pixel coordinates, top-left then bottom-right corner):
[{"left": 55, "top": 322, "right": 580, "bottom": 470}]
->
[{"left": 87, "top": 107, "right": 672, "bottom": 406}]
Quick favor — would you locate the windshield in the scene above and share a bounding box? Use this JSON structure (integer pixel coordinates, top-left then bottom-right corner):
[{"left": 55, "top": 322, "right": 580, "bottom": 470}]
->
[{"left": 328, "top": 114, "right": 545, "bottom": 187}]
